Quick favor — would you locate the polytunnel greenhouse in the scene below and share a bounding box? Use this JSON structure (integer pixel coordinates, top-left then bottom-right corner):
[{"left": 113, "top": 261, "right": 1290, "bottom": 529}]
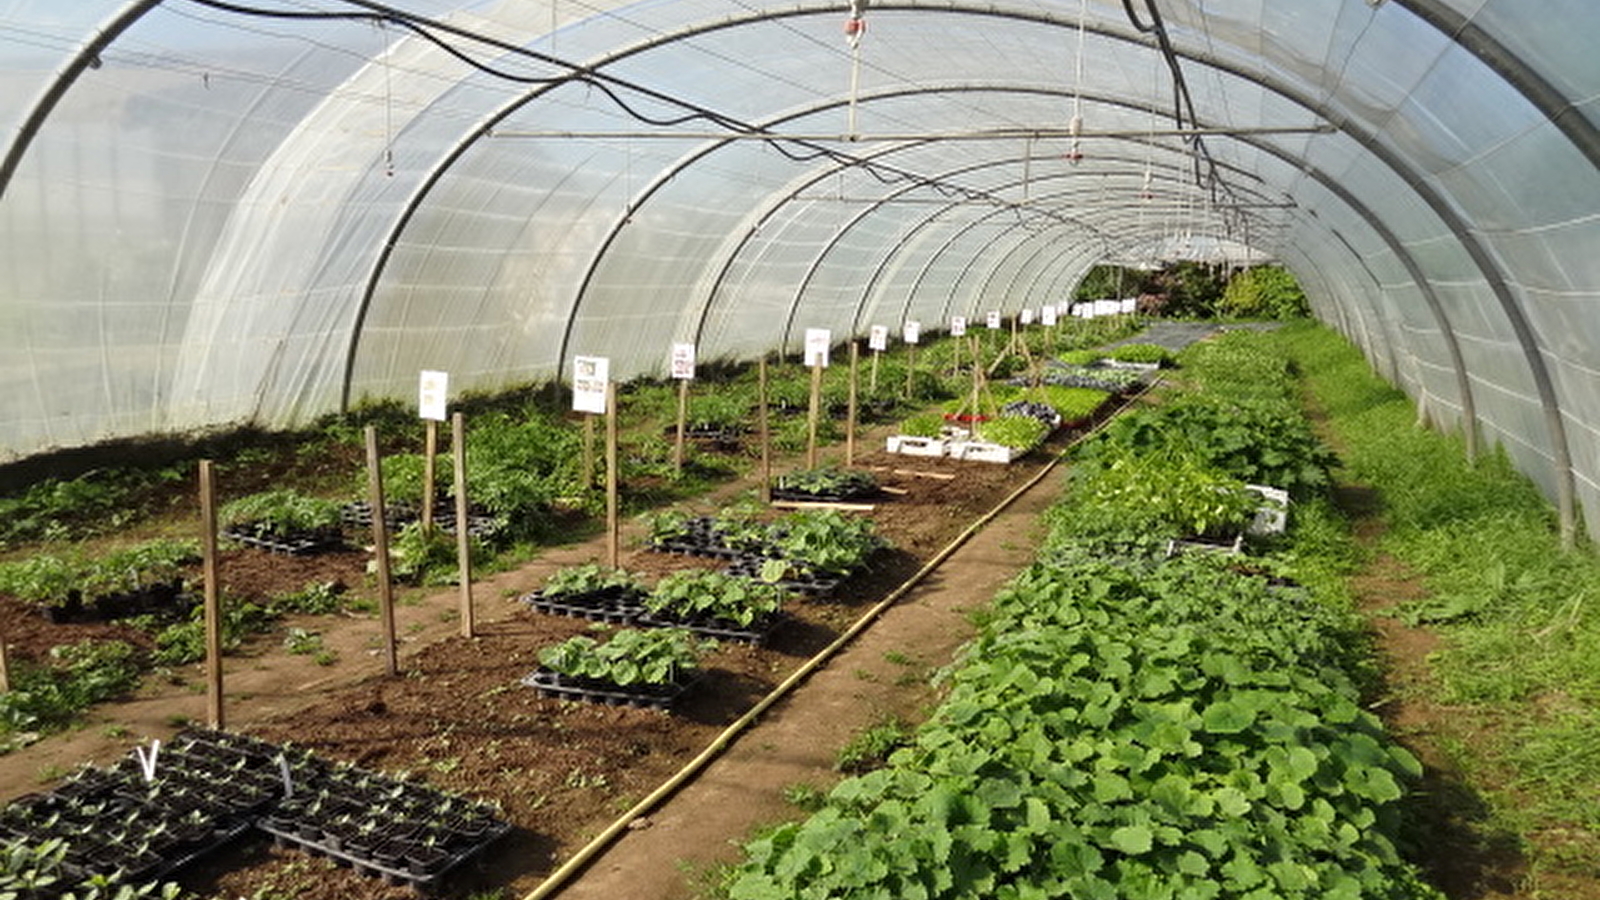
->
[{"left": 1, "top": 1, "right": 1598, "bottom": 898}]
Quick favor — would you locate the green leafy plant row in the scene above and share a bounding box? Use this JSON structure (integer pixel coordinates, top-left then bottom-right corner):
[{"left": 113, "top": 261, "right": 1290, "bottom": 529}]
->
[{"left": 725, "top": 548, "right": 1439, "bottom": 900}]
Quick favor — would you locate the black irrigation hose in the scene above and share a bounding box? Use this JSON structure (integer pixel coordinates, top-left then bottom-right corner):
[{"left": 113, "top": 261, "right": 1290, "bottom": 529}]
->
[{"left": 519, "top": 376, "right": 1163, "bottom": 900}]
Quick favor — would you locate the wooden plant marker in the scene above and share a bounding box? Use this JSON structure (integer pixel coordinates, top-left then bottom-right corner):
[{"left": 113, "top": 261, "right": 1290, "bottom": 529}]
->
[
  {"left": 606, "top": 383, "right": 620, "bottom": 568},
  {"left": 365, "top": 427, "right": 399, "bottom": 677},
  {"left": 452, "top": 412, "right": 474, "bottom": 638},
  {"left": 199, "top": 460, "right": 224, "bottom": 729},
  {"left": 421, "top": 419, "right": 438, "bottom": 533},
  {"left": 806, "top": 362, "right": 824, "bottom": 469},
  {"left": 674, "top": 378, "right": 690, "bottom": 475},
  {"left": 845, "top": 341, "right": 860, "bottom": 466},
  {"left": 582, "top": 414, "right": 596, "bottom": 486},
  {"left": 759, "top": 357, "right": 773, "bottom": 503}
]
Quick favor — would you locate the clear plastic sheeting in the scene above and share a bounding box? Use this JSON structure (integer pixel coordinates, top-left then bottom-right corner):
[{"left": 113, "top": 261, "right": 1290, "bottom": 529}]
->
[{"left": 2, "top": 0, "right": 1600, "bottom": 538}]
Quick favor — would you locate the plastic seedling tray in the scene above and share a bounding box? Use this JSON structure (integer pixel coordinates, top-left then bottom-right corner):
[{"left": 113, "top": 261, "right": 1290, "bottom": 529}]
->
[
  {"left": 521, "top": 588, "right": 645, "bottom": 625},
  {"left": 521, "top": 669, "right": 691, "bottom": 711}
]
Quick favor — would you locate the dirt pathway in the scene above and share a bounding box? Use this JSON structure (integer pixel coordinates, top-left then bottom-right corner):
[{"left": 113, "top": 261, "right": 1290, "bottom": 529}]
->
[{"left": 550, "top": 460, "right": 1067, "bottom": 900}]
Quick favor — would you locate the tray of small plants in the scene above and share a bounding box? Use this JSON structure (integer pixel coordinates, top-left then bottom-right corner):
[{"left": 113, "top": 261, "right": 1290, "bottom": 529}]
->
[
  {"left": 0, "top": 537, "right": 197, "bottom": 624},
  {"left": 220, "top": 489, "right": 346, "bottom": 556},
  {"left": 770, "top": 466, "right": 882, "bottom": 503},
  {"left": 524, "top": 627, "right": 712, "bottom": 710},
  {"left": 521, "top": 563, "right": 649, "bottom": 624},
  {"left": 634, "top": 570, "right": 787, "bottom": 645},
  {"left": 0, "top": 728, "right": 509, "bottom": 893}
]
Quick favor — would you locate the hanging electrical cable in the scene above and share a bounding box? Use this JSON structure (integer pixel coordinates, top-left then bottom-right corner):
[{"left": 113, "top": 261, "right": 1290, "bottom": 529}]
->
[
  {"left": 1066, "top": 0, "right": 1087, "bottom": 163},
  {"left": 844, "top": 0, "right": 866, "bottom": 138}
]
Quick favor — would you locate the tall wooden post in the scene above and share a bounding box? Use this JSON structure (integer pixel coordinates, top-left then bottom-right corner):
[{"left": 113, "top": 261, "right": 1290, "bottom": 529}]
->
[
  {"left": 365, "top": 427, "right": 399, "bottom": 677},
  {"left": 452, "top": 413, "right": 475, "bottom": 638},
  {"left": 198, "top": 460, "right": 224, "bottom": 730},
  {"left": 845, "top": 342, "right": 860, "bottom": 466},
  {"left": 421, "top": 419, "right": 438, "bottom": 533},
  {"left": 758, "top": 357, "right": 772, "bottom": 503},
  {"left": 605, "top": 383, "right": 620, "bottom": 568}
]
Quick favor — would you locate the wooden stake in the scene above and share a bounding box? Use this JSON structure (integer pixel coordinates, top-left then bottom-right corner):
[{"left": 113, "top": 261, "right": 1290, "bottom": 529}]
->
[
  {"left": 0, "top": 638, "right": 9, "bottom": 694},
  {"left": 582, "top": 415, "right": 595, "bottom": 486},
  {"left": 869, "top": 348, "right": 880, "bottom": 394},
  {"left": 199, "top": 460, "right": 224, "bottom": 729},
  {"left": 452, "top": 412, "right": 474, "bottom": 639},
  {"left": 421, "top": 419, "right": 438, "bottom": 533},
  {"left": 806, "top": 362, "right": 823, "bottom": 469},
  {"left": 605, "top": 383, "right": 620, "bottom": 568},
  {"left": 365, "top": 427, "right": 399, "bottom": 677},
  {"left": 845, "top": 342, "right": 860, "bottom": 466},
  {"left": 905, "top": 345, "right": 916, "bottom": 398},
  {"left": 758, "top": 357, "right": 772, "bottom": 503},
  {"left": 673, "top": 378, "right": 690, "bottom": 475}
]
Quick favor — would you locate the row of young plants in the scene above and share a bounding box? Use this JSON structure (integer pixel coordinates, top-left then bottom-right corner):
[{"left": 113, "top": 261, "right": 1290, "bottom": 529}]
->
[
  {"left": 0, "top": 728, "right": 509, "bottom": 894},
  {"left": 724, "top": 329, "right": 1446, "bottom": 898},
  {"left": 1268, "top": 323, "right": 1600, "bottom": 880},
  {"left": 726, "top": 547, "right": 1439, "bottom": 900}
]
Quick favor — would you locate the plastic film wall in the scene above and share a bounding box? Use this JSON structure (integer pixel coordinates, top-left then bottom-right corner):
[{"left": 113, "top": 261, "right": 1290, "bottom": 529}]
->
[{"left": 2, "top": 0, "right": 1599, "bottom": 540}]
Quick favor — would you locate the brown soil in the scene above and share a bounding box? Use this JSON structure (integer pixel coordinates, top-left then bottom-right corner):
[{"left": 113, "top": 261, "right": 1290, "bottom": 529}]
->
[{"left": 0, "top": 416, "right": 1094, "bottom": 900}]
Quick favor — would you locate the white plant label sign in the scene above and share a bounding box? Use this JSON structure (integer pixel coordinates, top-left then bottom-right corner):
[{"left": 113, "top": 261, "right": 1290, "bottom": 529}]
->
[
  {"left": 670, "top": 342, "right": 696, "bottom": 380},
  {"left": 1041, "top": 305, "right": 1058, "bottom": 327},
  {"left": 985, "top": 310, "right": 1002, "bottom": 329},
  {"left": 868, "top": 325, "right": 889, "bottom": 351},
  {"left": 419, "top": 370, "right": 448, "bottom": 422},
  {"left": 572, "top": 355, "right": 610, "bottom": 414},
  {"left": 950, "top": 316, "right": 967, "bottom": 337},
  {"left": 903, "top": 320, "right": 921, "bottom": 344},
  {"left": 1075, "top": 303, "right": 1094, "bottom": 319},
  {"left": 1020, "top": 308, "right": 1035, "bottom": 325},
  {"left": 1121, "top": 297, "right": 1138, "bottom": 314},
  {"left": 1096, "top": 299, "right": 1121, "bottom": 317},
  {"left": 804, "top": 328, "right": 832, "bottom": 367}
]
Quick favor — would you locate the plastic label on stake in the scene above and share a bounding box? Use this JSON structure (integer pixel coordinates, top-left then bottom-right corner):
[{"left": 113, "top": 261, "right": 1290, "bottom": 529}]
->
[
  {"left": 804, "top": 328, "right": 831, "bottom": 367},
  {"left": 1120, "top": 297, "right": 1138, "bottom": 314},
  {"left": 1096, "top": 299, "right": 1121, "bottom": 317},
  {"left": 572, "top": 356, "right": 610, "bottom": 414},
  {"left": 986, "top": 310, "right": 1002, "bottom": 329},
  {"left": 1020, "top": 308, "right": 1035, "bottom": 325},
  {"left": 1041, "top": 305, "right": 1058, "bottom": 326},
  {"left": 670, "top": 343, "right": 696, "bottom": 380},
  {"left": 950, "top": 316, "right": 967, "bottom": 337},
  {"left": 868, "top": 325, "right": 888, "bottom": 351},
  {"left": 419, "top": 370, "right": 448, "bottom": 421},
  {"left": 903, "top": 320, "right": 921, "bottom": 344}
]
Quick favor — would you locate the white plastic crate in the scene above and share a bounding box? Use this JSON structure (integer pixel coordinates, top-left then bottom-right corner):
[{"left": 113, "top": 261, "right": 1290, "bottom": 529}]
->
[{"left": 885, "top": 435, "right": 947, "bottom": 457}]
